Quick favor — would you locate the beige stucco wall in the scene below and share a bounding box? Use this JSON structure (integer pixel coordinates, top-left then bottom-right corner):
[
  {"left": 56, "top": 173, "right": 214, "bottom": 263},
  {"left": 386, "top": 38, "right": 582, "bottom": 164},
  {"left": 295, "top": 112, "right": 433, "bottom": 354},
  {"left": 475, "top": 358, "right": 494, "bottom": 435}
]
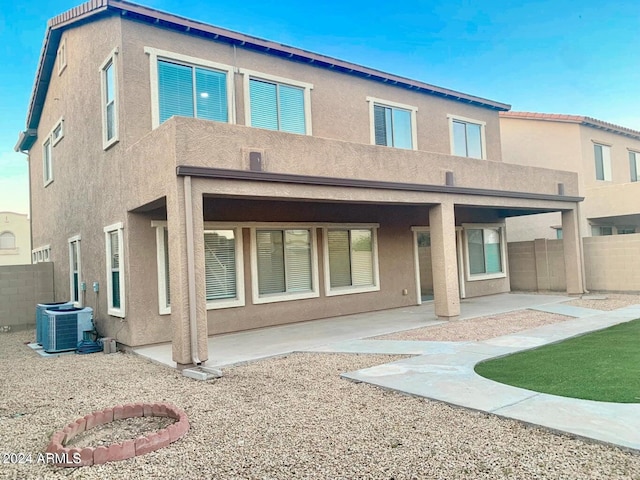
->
[
  {"left": 0, "top": 262, "right": 54, "bottom": 331},
  {"left": 507, "top": 239, "right": 566, "bottom": 292},
  {"left": 501, "top": 116, "right": 640, "bottom": 239},
  {"left": 120, "top": 18, "right": 503, "bottom": 161},
  {"left": 583, "top": 234, "right": 640, "bottom": 292},
  {"left": 0, "top": 212, "right": 31, "bottom": 265},
  {"left": 24, "top": 13, "right": 585, "bottom": 350}
]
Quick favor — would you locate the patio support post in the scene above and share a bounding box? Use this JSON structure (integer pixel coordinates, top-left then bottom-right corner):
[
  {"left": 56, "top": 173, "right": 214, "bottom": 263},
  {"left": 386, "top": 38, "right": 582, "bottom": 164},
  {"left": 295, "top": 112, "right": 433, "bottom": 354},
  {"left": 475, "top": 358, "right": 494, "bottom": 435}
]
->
[
  {"left": 167, "top": 178, "right": 209, "bottom": 367},
  {"left": 562, "top": 207, "right": 585, "bottom": 295},
  {"left": 429, "top": 200, "right": 460, "bottom": 318}
]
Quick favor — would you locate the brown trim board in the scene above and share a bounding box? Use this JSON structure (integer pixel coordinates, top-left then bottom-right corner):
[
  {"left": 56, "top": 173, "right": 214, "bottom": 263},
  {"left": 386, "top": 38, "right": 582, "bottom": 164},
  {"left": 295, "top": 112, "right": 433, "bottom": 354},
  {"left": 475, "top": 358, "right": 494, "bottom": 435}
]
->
[{"left": 176, "top": 166, "right": 583, "bottom": 203}]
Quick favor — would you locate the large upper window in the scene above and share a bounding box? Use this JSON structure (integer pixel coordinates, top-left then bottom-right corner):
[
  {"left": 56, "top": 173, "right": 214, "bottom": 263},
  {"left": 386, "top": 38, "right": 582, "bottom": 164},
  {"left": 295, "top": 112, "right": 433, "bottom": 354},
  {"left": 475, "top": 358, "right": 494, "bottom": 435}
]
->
[
  {"left": 630, "top": 151, "right": 639, "bottom": 182},
  {"left": 204, "top": 228, "right": 244, "bottom": 309},
  {"left": 251, "top": 227, "right": 318, "bottom": 304},
  {"left": 158, "top": 60, "right": 228, "bottom": 124},
  {"left": 145, "top": 48, "right": 234, "bottom": 129},
  {"left": 68, "top": 236, "right": 81, "bottom": 306},
  {"left": 324, "top": 226, "right": 380, "bottom": 296},
  {"left": 449, "top": 115, "right": 485, "bottom": 159},
  {"left": 241, "top": 69, "right": 313, "bottom": 135},
  {"left": 594, "top": 143, "right": 612, "bottom": 181},
  {"left": 104, "top": 223, "right": 125, "bottom": 317},
  {"left": 465, "top": 226, "right": 505, "bottom": 280},
  {"left": 367, "top": 98, "right": 417, "bottom": 150},
  {"left": 100, "top": 50, "right": 118, "bottom": 149}
]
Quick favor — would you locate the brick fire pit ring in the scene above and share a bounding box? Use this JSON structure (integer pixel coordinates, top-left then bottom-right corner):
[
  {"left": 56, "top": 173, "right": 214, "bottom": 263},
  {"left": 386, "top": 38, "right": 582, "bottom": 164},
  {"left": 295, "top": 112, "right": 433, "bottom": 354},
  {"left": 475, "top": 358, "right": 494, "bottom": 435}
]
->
[{"left": 46, "top": 403, "right": 189, "bottom": 466}]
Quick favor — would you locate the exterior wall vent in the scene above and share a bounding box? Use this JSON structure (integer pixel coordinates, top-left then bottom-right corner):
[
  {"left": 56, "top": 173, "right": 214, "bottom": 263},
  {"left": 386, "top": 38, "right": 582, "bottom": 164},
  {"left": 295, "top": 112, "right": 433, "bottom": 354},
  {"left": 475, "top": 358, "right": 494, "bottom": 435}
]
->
[
  {"left": 249, "top": 151, "right": 263, "bottom": 171},
  {"left": 445, "top": 171, "right": 455, "bottom": 186}
]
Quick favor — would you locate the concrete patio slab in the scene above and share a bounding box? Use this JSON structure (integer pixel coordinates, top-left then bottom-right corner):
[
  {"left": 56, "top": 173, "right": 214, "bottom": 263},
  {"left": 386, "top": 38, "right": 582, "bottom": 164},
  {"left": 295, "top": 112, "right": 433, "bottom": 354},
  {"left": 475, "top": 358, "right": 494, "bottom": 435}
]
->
[{"left": 133, "top": 292, "right": 571, "bottom": 369}]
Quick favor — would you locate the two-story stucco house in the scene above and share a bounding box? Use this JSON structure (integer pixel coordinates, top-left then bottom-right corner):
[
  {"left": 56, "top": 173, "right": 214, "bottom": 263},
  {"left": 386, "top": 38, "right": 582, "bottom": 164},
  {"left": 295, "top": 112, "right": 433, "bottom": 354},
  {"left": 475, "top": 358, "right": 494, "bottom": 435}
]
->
[
  {"left": 501, "top": 112, "right": 640, "bottom": 241},
  {"left": 16, "top": 0, "right": 585, "bottom": 368}
]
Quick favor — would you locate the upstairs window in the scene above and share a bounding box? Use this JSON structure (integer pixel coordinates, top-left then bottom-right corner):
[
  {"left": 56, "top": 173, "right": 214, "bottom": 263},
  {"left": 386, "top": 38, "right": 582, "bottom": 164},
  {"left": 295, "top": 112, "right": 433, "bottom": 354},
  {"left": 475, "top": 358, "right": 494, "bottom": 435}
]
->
[
  {"left": 145, "top": 48, "right": 235, "bottom": 129},
  {"left": 249, "top": 79, "right": 305, "bottom": 134},
  {"left": 43, "top": 138, "right": 53, "bottom": 186},
  {"left": 449, "top": 115, "right": 485, "bottom": 159},
  {"left": 242, "top": 69, "right": 313, "bottom": 135},
  {"left": 57, "top": 38, "right": 67, "bottom": 75},
  {"left": 367, "top": 98, "right": 417, "bottom": 150},
  {"left": 100, "top": 50, "right": 119, "bottom": 149},
  {"left": 158, "top": 60, "right": 228, "bottom": 124},
  {"left": 594, "top": 144, "right": 612, "bottom": 181},
  {"left": 630, "top": 151, "right": 639, "bottom": 182}
]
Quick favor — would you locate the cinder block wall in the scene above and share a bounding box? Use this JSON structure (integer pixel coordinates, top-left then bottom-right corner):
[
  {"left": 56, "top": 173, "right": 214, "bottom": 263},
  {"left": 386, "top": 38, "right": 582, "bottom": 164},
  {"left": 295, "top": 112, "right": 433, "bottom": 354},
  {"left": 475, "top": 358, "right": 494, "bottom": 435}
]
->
[
  {"left": 0, "top": 263, "right": 54, "bottom": 332},
  {"left": 507, "top": 239, "right": 566, "bottom": 292},
  {"left": 584, "top": 234, "right": 640, "bottom": 292}
]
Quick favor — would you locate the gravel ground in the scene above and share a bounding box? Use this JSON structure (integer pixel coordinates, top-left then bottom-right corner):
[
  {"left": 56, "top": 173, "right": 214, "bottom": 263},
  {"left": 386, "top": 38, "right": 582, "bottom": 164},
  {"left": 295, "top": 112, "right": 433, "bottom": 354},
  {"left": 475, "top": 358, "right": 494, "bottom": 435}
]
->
[
  {"left": 374, "top": 310, "right": 572, "bottom": 342},
  {"left": 565, "top": 293, "right": 640, "bottom": 311},
  {"left": 2, "top": 330, "right": 640, "bottom": 479}
]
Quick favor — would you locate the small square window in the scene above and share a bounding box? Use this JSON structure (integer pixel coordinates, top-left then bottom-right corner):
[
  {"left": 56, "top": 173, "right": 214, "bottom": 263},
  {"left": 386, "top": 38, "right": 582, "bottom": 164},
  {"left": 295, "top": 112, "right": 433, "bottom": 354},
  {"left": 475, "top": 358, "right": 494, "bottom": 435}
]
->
[
  {"left": 52, "top": 119, "right": 64, "bottom": 146},
  {"left": 594, "top": 144, "right": 612, "bottom": 181},
  {"left": 449, "top": 115, "right": 486, "bottom": 159},
  {"left": 367, "top": 97, "right": 417, "bottom": 150}
]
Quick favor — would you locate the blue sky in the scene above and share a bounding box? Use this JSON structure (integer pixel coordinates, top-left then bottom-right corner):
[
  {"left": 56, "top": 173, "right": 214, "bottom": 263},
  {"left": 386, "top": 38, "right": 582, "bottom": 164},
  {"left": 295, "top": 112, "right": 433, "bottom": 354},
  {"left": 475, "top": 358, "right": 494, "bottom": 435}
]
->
[{"left": 1, "top": 0, "right": 638, "bottom": 214}]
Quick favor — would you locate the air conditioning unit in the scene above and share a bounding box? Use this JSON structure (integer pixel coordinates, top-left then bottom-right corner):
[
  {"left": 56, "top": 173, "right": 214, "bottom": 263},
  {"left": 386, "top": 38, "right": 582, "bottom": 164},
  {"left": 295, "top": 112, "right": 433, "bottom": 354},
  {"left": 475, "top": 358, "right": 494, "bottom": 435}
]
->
[
  {"left": 41, "top": 307, "right": 94, "bottom": 354},
  {"left": 36, "top": 302, "right": 74, "bottom": 345}
]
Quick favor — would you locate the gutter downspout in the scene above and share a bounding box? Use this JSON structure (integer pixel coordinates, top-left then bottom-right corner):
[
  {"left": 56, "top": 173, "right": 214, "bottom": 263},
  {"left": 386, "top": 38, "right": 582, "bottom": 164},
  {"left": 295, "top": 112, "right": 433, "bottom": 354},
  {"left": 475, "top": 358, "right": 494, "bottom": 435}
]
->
[
  {"left": 184, "top": 176, "right": 201, "bottom": 366},
  {"left": 576, "top": 202, "right": 588, "bottom": 294}
]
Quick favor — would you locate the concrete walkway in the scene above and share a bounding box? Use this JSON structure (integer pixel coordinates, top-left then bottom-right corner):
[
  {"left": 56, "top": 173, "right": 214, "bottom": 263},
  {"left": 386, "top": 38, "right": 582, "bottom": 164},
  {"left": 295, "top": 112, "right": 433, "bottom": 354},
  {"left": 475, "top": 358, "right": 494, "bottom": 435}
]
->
[
  {"left": 133, "top": 293, "right": 570, "bottom": 368},
  {"left": 339, "top": 304, "right": 640, "bottom": 451}
]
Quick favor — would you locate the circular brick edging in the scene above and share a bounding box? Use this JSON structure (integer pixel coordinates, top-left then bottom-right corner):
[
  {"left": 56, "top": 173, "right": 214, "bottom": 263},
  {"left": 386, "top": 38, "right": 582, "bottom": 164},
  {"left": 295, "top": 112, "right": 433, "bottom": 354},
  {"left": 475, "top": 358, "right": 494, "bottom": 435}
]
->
[{"left": 46, "top": 402, "right": 189, "bottom": 467}]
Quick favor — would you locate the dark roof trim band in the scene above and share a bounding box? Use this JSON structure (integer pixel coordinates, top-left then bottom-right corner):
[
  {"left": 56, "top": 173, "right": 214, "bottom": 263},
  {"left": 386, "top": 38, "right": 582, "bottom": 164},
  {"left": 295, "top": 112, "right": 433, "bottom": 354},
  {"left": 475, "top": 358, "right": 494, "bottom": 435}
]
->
[{"left": 176, "top": 166, "right": 583, "bottom": 203}]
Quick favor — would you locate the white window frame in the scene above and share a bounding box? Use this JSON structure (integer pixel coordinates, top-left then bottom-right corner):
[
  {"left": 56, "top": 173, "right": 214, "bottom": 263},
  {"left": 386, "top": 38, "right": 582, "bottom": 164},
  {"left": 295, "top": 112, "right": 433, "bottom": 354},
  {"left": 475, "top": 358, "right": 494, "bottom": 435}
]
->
[
  {"left": 68, "top": 235, "right": 82, "bottom": 307},
  {"left": 57, "top": 38, "right": 67, "bottom": 75},
  {"left": 629, "top": 150, "right": 640, "bottom": 182},
  {"left": 104, "top": 222, "right": 125, "bottom": 317},
  {"left": 51, "top": 117, "right": 64, "bottom": 146},
  {"left": 366, "top": 97, "right": 418, "bottom": 150},
  {"left": 593, "top": 142, "right": 612, "bottom": 181},
  {"left": 151, "top": 221, "right": 171, "bottom": 315},
  {"left": 447, "top": 114, "right": 487, "bottom": 160},
  {"left": 43, "top": 138, "right": 53, "bottom": 186},
  {"left": 203, "top": 224, "right": 245, "bottom": 310},
  {"left": 240, "top": 68, "right": 313, "bottom": 135},
  {"left": 100, "top": 48, "right": 119, "bottom": 150},
  {"left": 322, "top": 224, "right": 380, "bottom": 297},
  {"left": 463, "top": 223, "right": 507, "bottom": 281},
  {"left": 145, "top": 47, "right": 236, "bottom": 129},
  {"left": 250, "top": 225, "right": 319, "bottom": 304},
  {"left": 32, "top": 245, "right": 51, "bottom": 264}
]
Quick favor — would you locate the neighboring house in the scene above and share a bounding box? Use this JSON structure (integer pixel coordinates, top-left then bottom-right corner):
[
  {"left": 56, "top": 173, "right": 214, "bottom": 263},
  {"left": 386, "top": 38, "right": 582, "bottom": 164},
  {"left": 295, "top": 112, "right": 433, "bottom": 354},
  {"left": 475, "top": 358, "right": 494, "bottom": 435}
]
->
[
  {"left": 15, "top": 0, "right": 585, "bottom": 367},
  {"left": 500, "top": 112, "right": 640, "bottom": 241},
  {"left": 0, "top": 212, "right": 31, "bottom": 266}
]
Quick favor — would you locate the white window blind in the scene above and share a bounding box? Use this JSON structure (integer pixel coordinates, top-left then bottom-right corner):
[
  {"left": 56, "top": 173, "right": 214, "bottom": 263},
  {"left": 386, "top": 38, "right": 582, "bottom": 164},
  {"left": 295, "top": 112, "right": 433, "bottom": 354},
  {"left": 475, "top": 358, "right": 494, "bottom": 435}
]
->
[
  {"left": 257, "top": 229, "right": 311, "bottom": 295},
  {"left": 204, "top": 230, "right": 237, "bottom": 301},
  {"left": 328, "top": 229, "right": 374, "bottom": 288}
]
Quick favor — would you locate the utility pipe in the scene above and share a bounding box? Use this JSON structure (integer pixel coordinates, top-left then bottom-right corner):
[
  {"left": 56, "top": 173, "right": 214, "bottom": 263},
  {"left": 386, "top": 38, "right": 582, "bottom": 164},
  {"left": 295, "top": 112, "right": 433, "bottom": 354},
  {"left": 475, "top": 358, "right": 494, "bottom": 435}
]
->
[{"left": 184, "top": 176, "right": 201, "bottom": 366}]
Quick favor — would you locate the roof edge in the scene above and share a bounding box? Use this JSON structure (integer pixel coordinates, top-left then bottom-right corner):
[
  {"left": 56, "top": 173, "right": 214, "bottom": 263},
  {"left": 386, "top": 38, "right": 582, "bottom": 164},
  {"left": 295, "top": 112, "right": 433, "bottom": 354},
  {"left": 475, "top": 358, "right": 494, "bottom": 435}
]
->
[
  {"left": 501, "top": 111, "right": 640, "bottom": 140},
  {"left": 19, "top": 0, "right": 510, "bottom": 144}
]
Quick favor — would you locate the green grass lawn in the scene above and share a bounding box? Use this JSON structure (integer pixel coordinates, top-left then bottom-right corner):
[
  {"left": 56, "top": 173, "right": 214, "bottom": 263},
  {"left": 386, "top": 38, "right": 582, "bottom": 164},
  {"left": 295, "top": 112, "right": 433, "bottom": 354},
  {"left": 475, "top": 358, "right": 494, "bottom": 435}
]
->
[{"left": 474, "top": 318, "right": 640, "bottom": 403}]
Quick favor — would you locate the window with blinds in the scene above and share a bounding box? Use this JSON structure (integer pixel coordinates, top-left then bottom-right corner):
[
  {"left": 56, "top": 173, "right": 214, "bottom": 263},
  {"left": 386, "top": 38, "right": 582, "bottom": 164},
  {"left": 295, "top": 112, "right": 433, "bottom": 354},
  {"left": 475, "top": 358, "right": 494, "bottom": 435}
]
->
[
  {"left": 69, "top": 239, "right": 81, "bottom": 304},
  {"left": 104, "top": 223, "right": 125, "bottom": 317},
  {"left": 204, "top": 230, "right": 237, "bottom": 301},
  {"left": 249, "top": 79, "right": 306, "bottom": 134},
  {"left": 327, "top": 229, "right": 375, "bottom": 289},
  {"left": 158, "top": 60, "right": 228, "bottom": 125},
  {"left": 467, "top": 227, "right": 503, "bottom": 277},
  {"left": 256, "top": 229, "right": 312, "bottom": 296},
  {"left": 373, "top": 104, "right": 412, "bottom": 149}
]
